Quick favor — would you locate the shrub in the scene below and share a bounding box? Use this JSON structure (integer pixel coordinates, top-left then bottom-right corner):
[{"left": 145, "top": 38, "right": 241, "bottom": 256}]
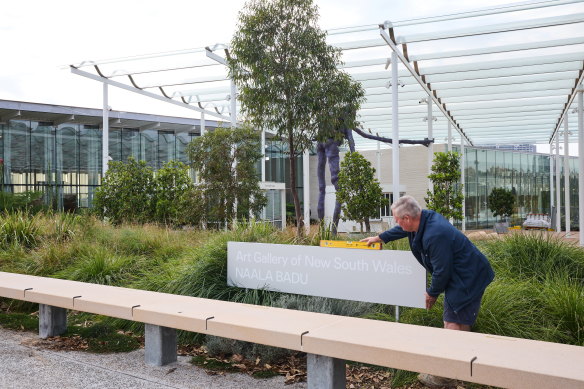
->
[
  {"left": 488, "top": 187, "right": 515, "bottom": 222},
  {"left": 93, "top": 157, "right": 155, "bottom": 224},
  {"left": 336, "top": 152, "right": 387, "bottom": 233},
  {"left": 425, "top": 151, "right": 463, "bottom": 221},
  {"left": 153, "top": 160, "right": 195, "bottom": 225},
  {"left": 0, "top": 191, "right": 44, "bottom": 213}
]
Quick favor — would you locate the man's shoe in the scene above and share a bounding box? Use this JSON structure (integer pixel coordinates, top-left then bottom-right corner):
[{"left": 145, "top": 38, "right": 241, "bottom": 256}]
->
[{"left": 417, "top": 373, "right": 458, "bottom": 388}]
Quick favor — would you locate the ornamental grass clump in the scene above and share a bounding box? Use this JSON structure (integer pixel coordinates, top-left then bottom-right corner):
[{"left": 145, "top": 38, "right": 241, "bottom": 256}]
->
[
  {"left": 474, "top": 279, "right": 553, "bottom": 341},
  {"left": 481, "top": 232, "right": 584, "bottom": 281},
  {"left": 0, "top": 211, "right": 41, "bottom": 249},
  {"left": 55, "top": 245, "right": 141, "bottom": 286},
  {"left": 541, "top": 275, "right": 584, "bottom": 346}
]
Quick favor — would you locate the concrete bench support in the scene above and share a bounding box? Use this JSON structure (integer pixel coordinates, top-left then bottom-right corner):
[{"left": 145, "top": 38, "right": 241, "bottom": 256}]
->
[
  {"left": 39, "top": 304, "right": 67, "bottom": 339},
  {"left": 307, "top": 353, "right": 346, "bottom": 389},
  {"left": 145, "top": 324, "right": 177, "bottom": 366}
]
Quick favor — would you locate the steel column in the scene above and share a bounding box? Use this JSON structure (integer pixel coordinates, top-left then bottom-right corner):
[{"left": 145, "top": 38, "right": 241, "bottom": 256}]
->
[
  {"left": 461, "top": 136, "right": 466, "bottom": 232},
  {"left": 555, "top": 134, "right": 561, "bottom": 232},
  {"left": 303, "top": 151, "right": 310, "bottom": 235},
  {"left": 563, "top": 117, "right": 570, "bottom": 235},
  {"left": 391, "top": 51, "right": 399, "bottom": 205},
  {"left": 578, "top": 86, "right": 584, "bottom": 246},
  {"left": 230, "top": 80, "right": 237, "bottom": 127},
  {"left": 427, "top": 99, "right": 434, "bottom": 193},
  {"left": 391, "top": 50, "right": 400, "bottom": 323},
  {"left": 376, "top": 141, "right": 381, "bottom": 182},
  {"left": 447, "top": 121, "right": 452, "bottom": 152},
  {"left": 261, "top": 130, "right": 266, "bottom": 182},
  {"left": 550, "top": 147, "right": 554, "bottom": 222},
  {"left": 200, "top": 112, "right": 206, "bottom": 136},
  {"left": 102, "top": 83, "right": 109, "bottom": 175}
]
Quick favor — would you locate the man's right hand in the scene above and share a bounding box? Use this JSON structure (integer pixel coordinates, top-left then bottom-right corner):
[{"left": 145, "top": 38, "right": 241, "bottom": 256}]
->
[{"left": 360, "top": 236, "right": 382, "bottom": 246}]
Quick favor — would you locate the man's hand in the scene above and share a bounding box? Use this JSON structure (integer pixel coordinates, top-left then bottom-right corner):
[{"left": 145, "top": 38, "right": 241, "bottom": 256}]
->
[
  {"left": 360, "top": 236, "right": 382, "bottom": 246},
  {"left": 425, "top": 292, "right": 437, "bottom": 310}
]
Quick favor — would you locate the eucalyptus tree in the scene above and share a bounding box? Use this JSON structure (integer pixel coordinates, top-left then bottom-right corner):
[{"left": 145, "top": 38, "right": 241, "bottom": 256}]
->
[{"left": 228, "top": 0, "right": 363, "bottom": 236}]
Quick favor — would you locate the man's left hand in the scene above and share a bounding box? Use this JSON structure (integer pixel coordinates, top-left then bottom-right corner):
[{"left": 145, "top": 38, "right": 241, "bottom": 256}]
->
[{"left": 425, "top": 292, "right": 437, "bottom": 310}]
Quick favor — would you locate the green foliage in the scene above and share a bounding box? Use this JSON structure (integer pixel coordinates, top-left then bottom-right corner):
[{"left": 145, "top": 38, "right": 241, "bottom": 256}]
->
[
  {"left": 0, "top": 211, "right": 41, "bottom": 249},
  {"left": 0, "top": 311, "right": 39, "bottom": 331},
  {"left": 425, "top": 151, "right": 463, "bottom": 220},
  {"left": 153, "top": 160, "right": 195, "bottom": 225},
  {"left": 186, "top": 125, "right": 266, "bottom": 227},
  {"left": 93, "top": 157, "right": 155, "bottom": 224},
  {"left": 228, "top": 0, "right": 364, "bottom": 235},
  {"left": 480, "top": 232, "right": 584, "bottom": 281},
  {"left": 93, "top": 157, "right": 200, "bottom": 226},
  {"left": 55, "top": 246, "right": 141, "bottom": 286},
  {"left": 541, "top": 275, "right": 584, "bottom": 345},
  {"left": 0, "top": 191, "right": 44, "bottom": 213},
  {"left": 488, "top": 187, "right": 515, "bottom": 221},
  {"left": 336, "top": 152, "right": 387, "bottom": 232}
]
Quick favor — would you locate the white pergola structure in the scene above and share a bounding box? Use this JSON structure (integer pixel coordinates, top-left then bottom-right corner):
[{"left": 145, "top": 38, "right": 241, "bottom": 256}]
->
[{"left": 69, "top": 0, "right": 584, "bottom": 242}]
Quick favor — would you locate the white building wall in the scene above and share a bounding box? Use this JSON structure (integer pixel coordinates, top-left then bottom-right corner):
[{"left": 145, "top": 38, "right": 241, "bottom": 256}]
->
[{"left": 309, "top": 144, "right": 445, "bottom": 231}]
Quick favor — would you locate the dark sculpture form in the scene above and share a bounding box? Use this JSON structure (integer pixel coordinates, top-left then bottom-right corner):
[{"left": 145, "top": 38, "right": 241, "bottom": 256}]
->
[{"left": 316, "top": 125, "right": 433, "bottom": 234}]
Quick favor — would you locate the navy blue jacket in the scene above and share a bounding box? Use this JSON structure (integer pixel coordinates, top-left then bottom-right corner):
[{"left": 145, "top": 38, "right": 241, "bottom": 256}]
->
[{"left": 379, "top": 210, "right": 494, "bottom": 312}]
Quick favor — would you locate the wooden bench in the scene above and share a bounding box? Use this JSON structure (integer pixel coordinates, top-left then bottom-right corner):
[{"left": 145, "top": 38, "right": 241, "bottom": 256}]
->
[{"left": 1, "top": 271, "right": 583, "bottom": 389}]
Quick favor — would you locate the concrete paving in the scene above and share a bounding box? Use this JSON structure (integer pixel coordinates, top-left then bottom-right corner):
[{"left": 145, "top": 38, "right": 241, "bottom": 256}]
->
[{"left": 0, "top": 327, "right": 307, "bottom": 389}]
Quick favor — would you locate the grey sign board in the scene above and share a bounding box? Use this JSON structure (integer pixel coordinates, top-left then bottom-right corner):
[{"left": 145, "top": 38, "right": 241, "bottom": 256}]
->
[{"left": 227, "top": 242, "right": 426, "bottom": 308}]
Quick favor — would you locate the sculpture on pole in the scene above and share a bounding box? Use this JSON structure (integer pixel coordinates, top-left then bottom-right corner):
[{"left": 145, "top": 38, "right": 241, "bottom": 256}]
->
[{"left": 316, "top": 115, "right": 433, "bottom": 234}]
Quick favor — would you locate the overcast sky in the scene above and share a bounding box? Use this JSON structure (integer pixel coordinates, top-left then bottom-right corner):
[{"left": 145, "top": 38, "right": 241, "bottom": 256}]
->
[
  {"left": 3, "top": 0, "right": 580, "bottom": 154},
  {"left": 2, "top": 0, "right": 532, "bottom": 112}
]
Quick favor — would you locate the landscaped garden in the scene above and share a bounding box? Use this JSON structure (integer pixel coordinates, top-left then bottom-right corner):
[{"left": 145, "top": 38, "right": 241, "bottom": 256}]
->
[{"left": 0, "top": 208, "right": 582, "bottom": 387}]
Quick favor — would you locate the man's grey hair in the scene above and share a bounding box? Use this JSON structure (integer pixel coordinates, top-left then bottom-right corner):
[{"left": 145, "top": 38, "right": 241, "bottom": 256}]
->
[{"left": 391, "top": 195, "right": 422, "bottom": 218}]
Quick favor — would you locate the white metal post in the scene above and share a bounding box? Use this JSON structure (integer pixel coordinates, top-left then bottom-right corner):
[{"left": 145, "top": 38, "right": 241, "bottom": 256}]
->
[
  {"left": 447, "top": 121, "right": 452, "bottom": 152},
  {"left": 427, "top": 99, "right": 434, "bottom": 193},
  {"left": 261, "top": 130, "right": 266, "bottom": 182},
  {"left": 200, "top": 112, "right": 206, "bottom": 136},
  {"left": 555, "top": 134, "right": 561, "bottom": 232},
  {"left": 578, "top": 85, "right": 584, "bottom": 246},
  {"left": 230, "top": 80, "right": 237, "bottom": 128},
  {"left": 303, "top": 151, "right": 310, "bottom": 235},
  {"left": 550, "top": 146, "right": 554, "bottom": 221},
  {"left": 102, "top": 83, "right": 109, "bottom": 175},
  {"left": 461, "top": 136, "right": 466, "bottom": 233},
  {"left": 563, "top": 117, "right": 570, "bottom": 236},
  {"left": 281, "top": 188, "right": 286, "bottom": 232},
  {"left": 376, "top": 141, "right": 381, "bottom": 182},
  {"left": 391, "top": 51, "right": 400, "bottom": 205},
  {"left": 230, "top": 80, "right": 237, "bottom": 220},
  {"left": 391, "top": 51, "right": 400, "bottom": 323}
]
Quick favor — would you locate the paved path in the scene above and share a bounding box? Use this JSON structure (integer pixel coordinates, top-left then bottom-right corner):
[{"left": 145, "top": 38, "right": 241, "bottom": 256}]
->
[{"left": 0, "top": 327, "right": 307, "bottom": 389}]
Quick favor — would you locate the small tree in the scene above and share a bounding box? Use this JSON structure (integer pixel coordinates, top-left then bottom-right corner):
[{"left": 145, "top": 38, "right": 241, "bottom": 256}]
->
[
  {"left": 425, "top": 151, "right": 464, "bottom": 221},
  {"left": 228, "top": 0, "right": 362, "bottom": 236},
  {"left": 186, "top": 125, "right": 267, "bottom": 228},
  {"left": 154, "top": 160, "right": 195, "bottom": 225},
  {"left": 93, "top": 157, "right": 155, "bottom": 224},
  {"left": 336, "top": 152, "right": 388, "bottom": 233},
  {"left": 488, "top": 187, "right": 515, "bottom": 222}
]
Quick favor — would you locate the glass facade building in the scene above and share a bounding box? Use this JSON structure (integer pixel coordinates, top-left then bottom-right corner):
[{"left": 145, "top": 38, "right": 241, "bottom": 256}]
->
[
  {"left": 0, "top": 117, "right": 301, "bottom": 213},
  {"left": 456, "top": 146, "right": 579, "bottom": 231}
]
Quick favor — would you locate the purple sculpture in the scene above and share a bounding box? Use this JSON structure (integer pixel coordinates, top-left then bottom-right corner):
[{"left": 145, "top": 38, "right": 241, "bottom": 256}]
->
[{"left": 316, "top": 125, "right": 432, "bottom": 234}]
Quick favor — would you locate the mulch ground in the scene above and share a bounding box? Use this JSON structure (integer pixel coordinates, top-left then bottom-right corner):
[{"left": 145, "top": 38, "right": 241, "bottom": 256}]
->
[{"left": 22, "top": 333, "right": 437, "bottom": 388}]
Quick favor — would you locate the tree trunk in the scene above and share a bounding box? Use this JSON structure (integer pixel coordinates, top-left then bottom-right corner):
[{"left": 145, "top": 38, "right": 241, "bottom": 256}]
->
[
  {"left": 288, "top": 137, "right": 303, "bottom": 237},
  {"left": 365, "top": 217, "right": 371, "bottom": 232}
]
